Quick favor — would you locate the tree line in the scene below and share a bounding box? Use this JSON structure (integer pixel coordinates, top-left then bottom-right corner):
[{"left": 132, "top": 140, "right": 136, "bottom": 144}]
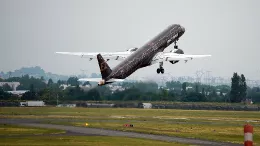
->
[{"left": 0, "top": 73, "right": 259, "bottom": 103}]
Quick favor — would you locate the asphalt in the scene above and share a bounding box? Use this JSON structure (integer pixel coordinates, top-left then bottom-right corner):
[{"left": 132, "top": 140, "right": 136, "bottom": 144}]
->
[{"left": 1, "top": 119, "right": 242, "bottom": 146}]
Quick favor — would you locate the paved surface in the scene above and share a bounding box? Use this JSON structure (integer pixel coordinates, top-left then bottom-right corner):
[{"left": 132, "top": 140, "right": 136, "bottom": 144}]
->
[{"left": 1, "top": 119, "right": 242, "bottom": 146}]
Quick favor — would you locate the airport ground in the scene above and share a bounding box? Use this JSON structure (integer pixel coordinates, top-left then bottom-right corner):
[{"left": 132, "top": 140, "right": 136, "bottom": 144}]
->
[
  {"left": 1, "top": 124, "right": 187, "bottom": 146},
  {"left": 1, "top": 107, "right": 259, "bottom": 145}
]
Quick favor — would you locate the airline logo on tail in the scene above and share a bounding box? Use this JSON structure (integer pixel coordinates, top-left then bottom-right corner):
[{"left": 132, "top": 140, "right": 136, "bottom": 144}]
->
[
  {"left": 97, "top": 54, "right": 112, "bottom": 79},
  {"left": 100, "top": 62, "right": 108, "bottom": 72}
]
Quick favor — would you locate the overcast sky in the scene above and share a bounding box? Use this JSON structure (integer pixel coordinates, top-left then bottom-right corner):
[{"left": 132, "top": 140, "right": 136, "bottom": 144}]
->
[{"left": 0, "top": 0, "right": 259, "bottom": 80}]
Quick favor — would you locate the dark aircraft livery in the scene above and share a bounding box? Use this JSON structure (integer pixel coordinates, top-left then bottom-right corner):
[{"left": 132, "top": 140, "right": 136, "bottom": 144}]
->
[
  {"left": 56, "top": 24, "right": 211, "bottom": 85},
  {"left": 98, "top": 24, "right": 185, "bottom": 85}
]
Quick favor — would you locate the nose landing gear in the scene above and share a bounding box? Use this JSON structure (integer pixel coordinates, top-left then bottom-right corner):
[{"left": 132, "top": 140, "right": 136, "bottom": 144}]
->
[{"left": 174, "top": 41, "right": 178, "bottom": 49}]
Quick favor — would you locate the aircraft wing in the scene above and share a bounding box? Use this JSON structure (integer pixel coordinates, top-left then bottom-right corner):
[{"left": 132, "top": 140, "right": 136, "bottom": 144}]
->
[
  {"left": 56, "top": 52, "right": 129, "bottom": 61},
  {"left": 163, "top": 53, "right": 211, "bottom": 61}
]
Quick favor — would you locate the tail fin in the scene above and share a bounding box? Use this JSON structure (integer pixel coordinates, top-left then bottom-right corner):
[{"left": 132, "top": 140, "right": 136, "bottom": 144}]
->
[{"left": 97, "top": 54, "right": 112, "bottom": 79}]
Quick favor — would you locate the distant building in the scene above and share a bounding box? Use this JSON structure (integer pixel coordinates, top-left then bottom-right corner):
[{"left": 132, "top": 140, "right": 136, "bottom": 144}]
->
[
  {"left": 57, "top": 104, "right": 76, "bottom": 108},
  {"left": 216, "top": 92, "right": 227, "bottom": 96},
  {"left": 0, "top": 82, "right": 20, "bottom": 91},
  {"left": 7, "top": 90, "right": 29, "bottom": 97},
  {"left": 108, "top": 85, "right": 125, "bottom": 92},
  {"left": 59, "top": 84, "right": 71, "bottom": 90},
  {"left": 20, "top": 101, "right": 45, "bottom": 107},
  {"left": 142, "top": 103, "right": 152, "bottom": 109},
  {"left": 59, "top": 84, "right": 91, "bottom": 90},
  {"left": 86, "top": 103, "right": 115, "bottom": 108},
  {"left": 186, "top": 86, "right": 193, "bottom": 90},
  {"left": 0, "top": 82, "right": 27, "bottom": 97},
  {"left": 243, "top": 99, "right": 253, "bottom": 105}
]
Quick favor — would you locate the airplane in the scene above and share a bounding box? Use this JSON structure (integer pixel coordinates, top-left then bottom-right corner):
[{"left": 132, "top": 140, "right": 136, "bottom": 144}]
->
[{"left": 56, "top": 24, "right": 211, "bottom": 86}]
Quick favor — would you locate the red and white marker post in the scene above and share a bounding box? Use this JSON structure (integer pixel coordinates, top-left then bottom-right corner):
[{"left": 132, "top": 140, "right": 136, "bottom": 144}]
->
[{"left": 244, "top": 124, "right": 253, "bottom": 146}]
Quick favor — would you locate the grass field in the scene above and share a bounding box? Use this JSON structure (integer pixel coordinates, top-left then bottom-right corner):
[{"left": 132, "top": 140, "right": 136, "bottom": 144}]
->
[
  {"left": 0, "top": 124, "right": 64, "bottom": 136},
  {"left": 0, "top": 124, "right": 186, "bottom": 146},
  {"left": 1, "top": 107, "right": 260, "bottom": 145},
  {"left": 1, "top": 136, "right": 187, "bottom": 146}
]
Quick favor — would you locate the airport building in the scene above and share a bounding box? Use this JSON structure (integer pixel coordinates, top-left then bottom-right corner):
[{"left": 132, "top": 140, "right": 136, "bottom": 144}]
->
[
  {"left": 20, "top": 101, "right": 45, "bottom": 107},
  {"left": 0, "top": 82, "right": 28, "bottom": 97},
  {"left": 0, "top": 82, "right": 20, "bottom": 91}
]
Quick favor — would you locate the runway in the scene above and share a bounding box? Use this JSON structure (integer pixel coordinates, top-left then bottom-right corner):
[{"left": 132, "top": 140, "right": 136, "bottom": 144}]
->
[{"left": 1, "top": 119, "right": 242, "bottom": 146}]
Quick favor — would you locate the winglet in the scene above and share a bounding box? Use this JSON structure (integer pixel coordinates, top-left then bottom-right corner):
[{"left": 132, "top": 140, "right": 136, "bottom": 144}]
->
[{"left": 97, "top": 54, "right": 112, "bottom": 79}]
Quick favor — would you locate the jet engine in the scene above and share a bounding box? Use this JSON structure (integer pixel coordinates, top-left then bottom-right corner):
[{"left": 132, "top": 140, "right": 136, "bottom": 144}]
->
[
  {"left": 174, "top": 48, "right": 184, "bottom": 54},
  {"left": 169, "top": 48, "right": 184, "bottom": 64},
  {"left": 126, "top": 47, "right": 138, "bottom": 52}
]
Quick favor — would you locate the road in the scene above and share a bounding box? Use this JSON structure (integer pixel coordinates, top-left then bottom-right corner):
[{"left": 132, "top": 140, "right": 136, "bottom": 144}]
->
[{"left": 1, "top": 119, "right": 242, "bottom": 146}]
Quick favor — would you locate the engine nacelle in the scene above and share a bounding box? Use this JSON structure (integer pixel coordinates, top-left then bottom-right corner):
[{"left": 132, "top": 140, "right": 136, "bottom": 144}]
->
[
  {"left": 169, "top": 49, "right": 184, "bottom": 64},
  {"left": 174, "top": 48, "right": 184, "bottom": 54},
  {"left": 126, "top": 47, "right": 138, "bottom": 52},
  {"left": 169, "top": 60, "right": 179, "bottom": 64}
]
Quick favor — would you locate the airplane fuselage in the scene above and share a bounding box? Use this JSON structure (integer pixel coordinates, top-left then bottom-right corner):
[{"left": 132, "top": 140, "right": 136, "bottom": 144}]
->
[{"left": 105, "top": 24, "right": 185, "bottom": 81}]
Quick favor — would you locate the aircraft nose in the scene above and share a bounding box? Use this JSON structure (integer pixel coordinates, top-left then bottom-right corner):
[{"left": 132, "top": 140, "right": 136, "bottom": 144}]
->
[{"left": 180, "top": 26, "right": 185, "bottom": 33}]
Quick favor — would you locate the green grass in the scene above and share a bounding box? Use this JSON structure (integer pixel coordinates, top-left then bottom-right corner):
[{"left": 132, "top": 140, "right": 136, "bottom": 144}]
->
[
  {"left": 0, "top": 136, "right": 187, "bottom": 146},
  {"left": 0, "top": 124, "right": 64, "bottom": 136},
  {"left": 0, "top": 124, "right": 186, "bottom": 146},
  {"left": 1, "top": 107, "right": 259, "bottom": 145}
]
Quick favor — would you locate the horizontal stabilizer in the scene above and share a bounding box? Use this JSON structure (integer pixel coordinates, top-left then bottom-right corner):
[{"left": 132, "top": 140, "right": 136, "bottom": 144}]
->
[
  {"left": 107, "top": 78, "right": 125, "bottom": 82},
  {"left": 78, "top": 78, "right": 101, "bottom": 82},
  {"left": 78, "top": 78, "right": 124, "bottom": 84}
]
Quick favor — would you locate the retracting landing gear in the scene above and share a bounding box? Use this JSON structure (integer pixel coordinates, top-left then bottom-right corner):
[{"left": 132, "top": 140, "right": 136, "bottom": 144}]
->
[{"left": 157, "top": 62, "right": 164, "bottom": 74}]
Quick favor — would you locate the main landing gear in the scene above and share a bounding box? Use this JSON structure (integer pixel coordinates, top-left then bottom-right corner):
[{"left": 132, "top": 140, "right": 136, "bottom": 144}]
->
[
  {"left": 157, "top": 62, "right": 164, "bottom": 74},
  {"left": 156, "top": 41, "right": 179, "bottom": 74}
]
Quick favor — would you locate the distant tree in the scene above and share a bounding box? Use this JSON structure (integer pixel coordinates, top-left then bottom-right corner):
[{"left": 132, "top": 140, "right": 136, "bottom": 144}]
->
[
  {"left": 8, "top": 74, "right": 46, "bottom": 91},
  {"left": 47, "top": 79, "right": 53, "bottom": 86},
  {"left": 86, "top": 88, "right": 101, "bottom": 101},
  {"left": 40, "top": 76, "right": 45, "bottom": 81},
  {"left": 57, "top": 80, "right": 66, "bottom": 86},
  {"left": 133, "top": 81, "right": 158, "bottom": 93},
  {"left": 82, "top": 81, "right": 91, "bottom": 86},
  {"left": 183, "top": 92, "right": 206, "bottom": 102},
  {"left": 21, "top": 91, "right": 37, "bottom": 100},
  {"left": 0, "top": 87, "right": 12, "bottom": 100},
  {"left": 2, "top": 84, "right": 12, "bottom": 91},
  {"left": 30, "top": 84, "right": 35, "bottom": 92},
  {"left": 57, "top": 80, "right": 62, "bottom": 86},
  {"left": 166, "top": 81, "right": 182, "bottom": 90},
  {"left": 220, "top": 91, "right": 224, "bottom": 97},
  {"left": 160, "top": 88, "right": 169, "bottom": 101},
  {"left": 95, "top": 86, "right": 111, "bottom": 100},
  {"left": 67, "top": 77, "right": 79, "bottom": 86},
  {"left": 202, "top": 87, "right": 205, "bottom": 97},
  {"left": 216, "top": 85, "right": 230, "bottom": 93},
  {"left": 168, "top": 90, "right": 177, "bottom": 101},
  {"left": 195, "top": 84, "right": 199, "bottom": 93},
  {"left": 211, "top": 89, "right": 217, "bottom": 97},
  {"left": 239, "top": 74, "right": 247, "bottom": 100},
  {"left": 230, "top": 72, "right": 241, "bottom": 102},
  {"left": 181, "top": 82, "right": 187, "bottom": 96}
]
